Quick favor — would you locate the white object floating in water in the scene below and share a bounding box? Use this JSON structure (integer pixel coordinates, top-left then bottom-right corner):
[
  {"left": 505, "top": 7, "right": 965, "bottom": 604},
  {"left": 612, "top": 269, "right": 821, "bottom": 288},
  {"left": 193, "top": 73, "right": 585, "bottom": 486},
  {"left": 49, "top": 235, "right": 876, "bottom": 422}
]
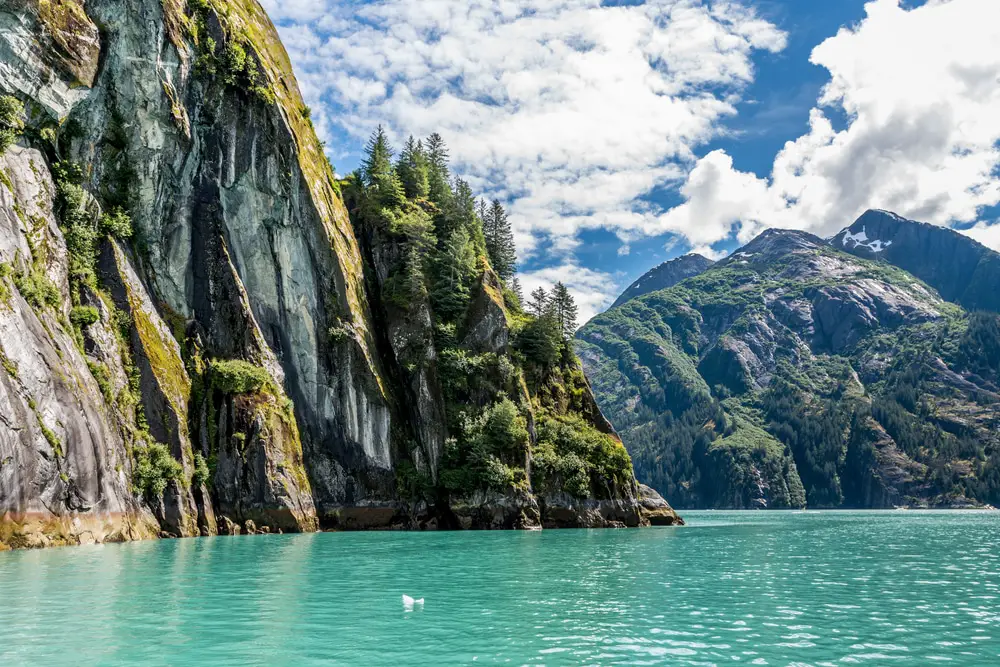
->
[{"left": 402, "top": 594, "right": 425, "bottom": 612}]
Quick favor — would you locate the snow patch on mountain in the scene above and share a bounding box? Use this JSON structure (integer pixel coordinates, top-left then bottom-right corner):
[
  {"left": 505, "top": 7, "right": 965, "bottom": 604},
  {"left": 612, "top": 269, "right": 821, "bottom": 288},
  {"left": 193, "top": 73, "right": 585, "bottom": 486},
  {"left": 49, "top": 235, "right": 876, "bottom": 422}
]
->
[{"left": 839, "top": 226, "right": 892, "bottom": 253}]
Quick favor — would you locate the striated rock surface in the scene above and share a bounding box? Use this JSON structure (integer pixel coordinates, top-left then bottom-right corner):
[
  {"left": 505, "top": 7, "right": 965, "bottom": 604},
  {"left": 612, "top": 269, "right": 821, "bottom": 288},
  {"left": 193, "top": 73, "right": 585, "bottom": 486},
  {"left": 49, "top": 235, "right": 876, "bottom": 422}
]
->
[{"left": 0, "top": 0, "right": 674, "bottom": 549}]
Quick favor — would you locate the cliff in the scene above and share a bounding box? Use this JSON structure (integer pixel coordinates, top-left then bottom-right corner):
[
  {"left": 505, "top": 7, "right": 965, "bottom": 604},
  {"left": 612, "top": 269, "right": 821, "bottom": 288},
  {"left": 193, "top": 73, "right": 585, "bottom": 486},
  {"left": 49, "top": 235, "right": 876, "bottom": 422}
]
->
[{"left": 0, "top": 0, "right": 678, "bottom": 550}]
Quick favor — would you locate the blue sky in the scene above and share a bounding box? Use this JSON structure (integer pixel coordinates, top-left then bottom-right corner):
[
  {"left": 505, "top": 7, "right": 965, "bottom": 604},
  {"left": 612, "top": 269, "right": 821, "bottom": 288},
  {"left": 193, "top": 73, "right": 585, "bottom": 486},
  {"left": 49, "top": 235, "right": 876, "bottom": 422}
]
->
[{"left": 262, "top": 0, "right": 1000, "bottom": 323}]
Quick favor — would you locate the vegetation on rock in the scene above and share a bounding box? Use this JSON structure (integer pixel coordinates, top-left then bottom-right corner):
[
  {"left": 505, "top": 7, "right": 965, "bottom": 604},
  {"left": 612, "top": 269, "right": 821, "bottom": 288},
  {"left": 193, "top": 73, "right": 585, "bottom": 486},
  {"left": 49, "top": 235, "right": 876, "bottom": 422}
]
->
[
  {"left": 346, "top": 129, "right": 635, "bottom": 507},
  {"left": 0, "top": 96, "right": 25, "bottom": 155}
]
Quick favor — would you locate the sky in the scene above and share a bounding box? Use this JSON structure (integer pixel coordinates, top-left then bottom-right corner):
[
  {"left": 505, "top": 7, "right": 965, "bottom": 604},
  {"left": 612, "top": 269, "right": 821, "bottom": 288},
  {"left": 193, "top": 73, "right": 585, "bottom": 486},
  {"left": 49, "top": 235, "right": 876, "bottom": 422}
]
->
[{"left": 260, "top": 0, "right": 1000, "bottom": 325}]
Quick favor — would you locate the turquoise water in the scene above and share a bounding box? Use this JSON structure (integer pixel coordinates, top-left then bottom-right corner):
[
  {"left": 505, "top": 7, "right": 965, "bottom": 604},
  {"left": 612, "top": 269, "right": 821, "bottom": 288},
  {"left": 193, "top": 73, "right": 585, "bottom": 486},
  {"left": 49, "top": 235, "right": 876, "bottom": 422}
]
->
[{"left": 2, "top": 511, "right": 999, "bottom": 665}]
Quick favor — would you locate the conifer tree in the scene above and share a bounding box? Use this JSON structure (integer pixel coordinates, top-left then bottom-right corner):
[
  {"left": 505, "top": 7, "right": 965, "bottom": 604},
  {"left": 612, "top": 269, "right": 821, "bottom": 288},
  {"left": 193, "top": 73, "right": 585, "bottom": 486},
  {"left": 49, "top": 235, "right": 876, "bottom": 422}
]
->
[
  {"left": 550, "top": 282, "right": 579, "bottom": 338},
  {"left": 430, "top": 226, "right": 477, "bottom": 320},
  {"left": 511, "top": 277, "right": 524, "bottom": 305},
  {"left": 452, "top": 179, "right": 478, "bottom": 233},
  {"left": 483, "top": 199, "right": 517, "bottom": 282},
  {"left": 528, "top": 287, "right": 550, "bottom": 318},
  {"left": 396, "top": 135, "right": 430, "bottom": 200},
  {"left": 425, "top": 133, "right": 452, "bottom": 208},
  {"left": 361, "top": 125, "right": 405, "bottom": 208}
]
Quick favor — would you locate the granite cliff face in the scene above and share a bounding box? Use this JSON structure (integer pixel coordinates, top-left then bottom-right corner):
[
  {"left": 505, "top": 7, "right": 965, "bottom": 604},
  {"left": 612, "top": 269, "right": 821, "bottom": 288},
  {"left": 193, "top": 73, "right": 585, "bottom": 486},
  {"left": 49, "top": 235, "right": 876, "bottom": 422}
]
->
[
  {"left": 578, "top": 223, "right": 1000, "bottom": 510},
  {"left": 0, "top": 0, "right": 677, "bottom": 550}
]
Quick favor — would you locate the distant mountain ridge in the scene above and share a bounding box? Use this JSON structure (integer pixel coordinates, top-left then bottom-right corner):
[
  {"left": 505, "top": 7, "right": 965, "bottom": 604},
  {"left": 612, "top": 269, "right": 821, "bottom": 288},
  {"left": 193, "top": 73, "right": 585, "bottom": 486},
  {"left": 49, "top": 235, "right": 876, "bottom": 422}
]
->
[
  {"left": 577, "top": 210, "right": 1000, "bottom": 510},
  {"left": 610, "top": 254, "right": 714, "bottom": 309},
  {"left": 833, "top": 209, "right": 1000, "bottom": 313}
]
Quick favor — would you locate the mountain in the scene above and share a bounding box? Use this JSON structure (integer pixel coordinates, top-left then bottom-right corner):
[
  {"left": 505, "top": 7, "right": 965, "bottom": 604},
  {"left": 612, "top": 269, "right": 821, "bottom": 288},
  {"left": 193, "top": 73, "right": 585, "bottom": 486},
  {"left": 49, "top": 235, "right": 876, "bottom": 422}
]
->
[
  {"left": 0, "top": 1, "right": 677, "bottom": 551},
  {"left": 610, "top": 254, "right": 714, "bottom": 309},
  {"left": 578, "top": 224, "right": 1000, "bottom": 510},
  {"left": 833, "top": 209, "right": 1000, "bottom": 313}
]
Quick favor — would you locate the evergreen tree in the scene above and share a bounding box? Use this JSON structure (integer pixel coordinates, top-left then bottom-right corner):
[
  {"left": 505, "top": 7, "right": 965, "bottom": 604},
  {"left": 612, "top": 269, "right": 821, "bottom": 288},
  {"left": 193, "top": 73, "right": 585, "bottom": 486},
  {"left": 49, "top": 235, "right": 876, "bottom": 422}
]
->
[
  {"left": 430, "top": 226, "right": 477, "bottom": 321},
  {"left": 452, "top": 178, "right": 479, "bottom": 238},
  {"left": 396, "top": 136, "right": 430, "bottom": 200},
  {"left": 550, "top": 282, "right": 579, "bottom": 338},
  {"left": 425, "top": 133, "right": 452, "bottom": 208},
  {"left": 361, "top": 125, "right": 405, "bottom": 208},
  {"left": 483, "top": 199, "right": 516, "bottom": 281},
  {"left": 528, "top": 287, "right": 550, "bottom": 318},
  {"left": 511, "top": 277, "right": 524, "bottom": 305}
]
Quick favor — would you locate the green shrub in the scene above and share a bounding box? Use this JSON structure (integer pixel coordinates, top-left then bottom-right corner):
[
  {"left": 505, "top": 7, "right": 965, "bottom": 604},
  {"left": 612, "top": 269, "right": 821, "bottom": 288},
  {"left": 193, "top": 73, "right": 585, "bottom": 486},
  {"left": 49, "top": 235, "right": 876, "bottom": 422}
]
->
[
  {"left": 481, "top": 455, "right": 517, "bottom": 492},
  {"left": 441, "top": 398, "right": 530, "bottom": 495},
  {"left": 100, "top": 208, "right": 133, "bottom": 239},
  {"left": 0, "top": 262, "right": 11, "bottom": 304},
  {"left": 473, "top": 397, "right": 529, "bottom": 459},
  {"left": 87, "top": 361, "right": 113, "bottom": 402},
  {"left": 556, "top": 452, "right": 590, "bottom": 498},
  {"left": 70, "top": 305, "right": 100, "bottom": 327},
  {"left": 395, "top": 460, "right": 433, "bottom": 501},
  {"left": 13, "top": 269, "right": 61, "bottom": 310},
  {"left": 328, "top": 324, "right": 351, "bottom": 344},
  {"left": 132, "top": 441, "right": 183, "bottom": 500},
  {"left": 0, "top": 96, "right": 25, "bottom": 155},
  {"left": 209, "top": 359, "right": 274, "bottom": 394},
  {"left": 192, "top": 451, "right": 210, "bottom": 487}
]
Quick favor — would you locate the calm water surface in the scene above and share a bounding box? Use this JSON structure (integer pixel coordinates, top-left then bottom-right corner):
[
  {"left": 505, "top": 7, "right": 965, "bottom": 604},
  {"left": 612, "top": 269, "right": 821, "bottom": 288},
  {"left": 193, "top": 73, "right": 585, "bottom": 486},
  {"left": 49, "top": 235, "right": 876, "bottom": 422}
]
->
[{"left": 1, "top": 511, "right": 999, "bottom": 665}]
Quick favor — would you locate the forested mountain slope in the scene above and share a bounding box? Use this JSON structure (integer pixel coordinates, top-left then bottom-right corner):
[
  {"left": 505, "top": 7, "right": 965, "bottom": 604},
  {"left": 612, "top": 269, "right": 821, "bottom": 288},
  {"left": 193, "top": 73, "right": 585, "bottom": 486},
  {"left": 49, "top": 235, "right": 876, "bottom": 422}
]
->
[
  {"left": 0, "top": 0, "right": 676, "bottom": 551},
  {"left": 578, "top": 224, "right": 1000, "bottom": 509}
]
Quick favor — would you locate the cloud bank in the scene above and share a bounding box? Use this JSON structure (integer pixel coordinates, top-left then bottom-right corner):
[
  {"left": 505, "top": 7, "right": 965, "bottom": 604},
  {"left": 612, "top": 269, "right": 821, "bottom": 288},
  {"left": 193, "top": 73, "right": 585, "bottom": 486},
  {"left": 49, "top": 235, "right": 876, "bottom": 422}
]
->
[
  {"left": 663, "top": 0, "right": 1000, "bottom": 247},
  {"left": 264, "top": 0, "right": 1000, "bottom": 321}
]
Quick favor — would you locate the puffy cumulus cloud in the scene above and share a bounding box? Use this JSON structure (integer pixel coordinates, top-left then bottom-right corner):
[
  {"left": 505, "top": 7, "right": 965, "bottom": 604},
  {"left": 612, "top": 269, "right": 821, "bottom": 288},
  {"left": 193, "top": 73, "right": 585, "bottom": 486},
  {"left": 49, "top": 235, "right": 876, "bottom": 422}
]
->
[
  {"left": 261, "top": 0, "right": 786, "bottom": 257},
  {"left": 517, "top": 263, "right": 620, "bottom": 328},
  {"left": 661, "top": 0, "right": 1000, "bottom": 246}
]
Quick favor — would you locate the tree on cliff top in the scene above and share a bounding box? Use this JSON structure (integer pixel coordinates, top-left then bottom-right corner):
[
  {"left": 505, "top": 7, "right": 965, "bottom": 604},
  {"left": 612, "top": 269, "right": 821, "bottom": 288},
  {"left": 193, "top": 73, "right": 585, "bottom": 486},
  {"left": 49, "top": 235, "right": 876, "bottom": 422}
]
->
[
  {"left": 484, "top": 199, "right": 516, "bottom": 282},
  {"left": 361, "top": 125, "right": 405, "bottom": 208}
]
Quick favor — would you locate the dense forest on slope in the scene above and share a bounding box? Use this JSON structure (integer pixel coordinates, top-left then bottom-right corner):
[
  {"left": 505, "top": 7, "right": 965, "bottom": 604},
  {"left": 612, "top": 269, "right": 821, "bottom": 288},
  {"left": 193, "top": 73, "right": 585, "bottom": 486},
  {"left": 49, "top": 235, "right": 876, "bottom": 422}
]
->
[
  {"left": 578, "top": 225, "right": 1000, "bottom": 509},
  {"left": 0, "top": 0, "right": 676, "bottom": 551},
  {"left": 342, "top": 128, "right": 654, "bottom": 527}
]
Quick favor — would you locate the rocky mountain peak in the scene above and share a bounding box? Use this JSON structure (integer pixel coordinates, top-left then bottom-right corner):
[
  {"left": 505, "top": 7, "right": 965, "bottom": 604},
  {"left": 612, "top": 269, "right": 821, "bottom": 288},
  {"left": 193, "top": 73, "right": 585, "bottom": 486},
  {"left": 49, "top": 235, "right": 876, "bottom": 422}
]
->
[
  {"left": 719, "top": 228, "right": 826, "bottom": 270},
  {"left": 832, "top": 209, "right": 1000, "bottom": 312},
  {"left": 610, "top": 253, "right": 714, "bottom": 309}
]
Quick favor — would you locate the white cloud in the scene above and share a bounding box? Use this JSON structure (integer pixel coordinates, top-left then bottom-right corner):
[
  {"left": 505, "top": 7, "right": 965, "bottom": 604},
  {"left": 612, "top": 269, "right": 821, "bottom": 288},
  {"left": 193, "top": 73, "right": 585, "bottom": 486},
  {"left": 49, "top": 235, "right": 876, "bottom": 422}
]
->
[
  {"left": 262, "top": 0, "right": 786, "bottom": 259},
  {"left": 517, "top": 263, "right": 620, "bottom": 327},
  {"left": 660, "top": 0, "right": 1000, "bottom": 245},
  {"left": 963, "top": 221, "right": 1000, "bottom": 253}
]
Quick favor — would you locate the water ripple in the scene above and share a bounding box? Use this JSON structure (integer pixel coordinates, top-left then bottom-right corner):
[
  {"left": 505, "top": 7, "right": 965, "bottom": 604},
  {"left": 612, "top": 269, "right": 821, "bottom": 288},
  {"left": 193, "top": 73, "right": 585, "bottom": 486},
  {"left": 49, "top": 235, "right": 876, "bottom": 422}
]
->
[{"left": 1, "top": 511, "right": 999, "bottom": 665}]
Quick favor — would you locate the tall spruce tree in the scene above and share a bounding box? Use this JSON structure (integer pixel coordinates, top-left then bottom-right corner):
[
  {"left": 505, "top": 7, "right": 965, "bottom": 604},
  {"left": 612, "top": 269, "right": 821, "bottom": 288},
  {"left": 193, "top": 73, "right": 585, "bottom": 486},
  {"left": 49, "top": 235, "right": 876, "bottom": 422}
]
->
[
  {"left": 483, "top": 199, "right": 516, "bottom": 281},
  {"left": 430, "top": 225, "right": 477, "bottom": 320},
  {"left": 511, "top": 277, "right": 524, "bottom": 305},
  {"left": 452, "top": 179, "right": 479, "bottom": 238},
  {"left": 550, "top": 282, "right": 579, "bottom": 338},
  {"left": 425, "top": 133, "right": 452, "bottom": 208},
  {"left": 396, "top": 135, "right": 430, "bottom": 200},
  {"left": 361, "top": 125, "right": 405, "bottom": 208},
  {"left": 528, "top": 287, "right": 550, "bottom": 318}
]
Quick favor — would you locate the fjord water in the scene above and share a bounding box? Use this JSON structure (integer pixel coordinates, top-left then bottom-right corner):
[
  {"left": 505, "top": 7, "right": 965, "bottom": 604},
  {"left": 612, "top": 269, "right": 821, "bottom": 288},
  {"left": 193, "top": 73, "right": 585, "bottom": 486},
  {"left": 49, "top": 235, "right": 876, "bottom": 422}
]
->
[{"left": 2, "top": 512, "right": 998, "bottom": 665}]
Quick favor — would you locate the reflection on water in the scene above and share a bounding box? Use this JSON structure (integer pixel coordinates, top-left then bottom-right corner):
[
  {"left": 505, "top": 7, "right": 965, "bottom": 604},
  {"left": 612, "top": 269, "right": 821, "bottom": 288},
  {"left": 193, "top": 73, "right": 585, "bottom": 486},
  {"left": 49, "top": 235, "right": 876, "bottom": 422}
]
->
[{"left": 1, "top": 511, "right": 999, "bottom": 665}]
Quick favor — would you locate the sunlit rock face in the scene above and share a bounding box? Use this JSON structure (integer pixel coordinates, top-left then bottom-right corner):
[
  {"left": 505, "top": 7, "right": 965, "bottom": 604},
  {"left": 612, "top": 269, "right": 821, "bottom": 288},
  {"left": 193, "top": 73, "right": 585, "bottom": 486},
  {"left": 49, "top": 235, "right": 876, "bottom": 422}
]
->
[{"left": 0, "top": 0, "right": 662, "bottom": 549}]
